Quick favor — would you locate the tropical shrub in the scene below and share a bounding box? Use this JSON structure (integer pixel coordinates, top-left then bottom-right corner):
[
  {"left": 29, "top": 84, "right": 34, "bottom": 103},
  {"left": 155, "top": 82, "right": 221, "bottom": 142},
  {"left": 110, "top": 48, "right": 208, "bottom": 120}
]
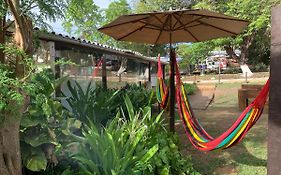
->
[
  {"left": 65, "top": 95, "right": 199, "bottom": 175},
  {"left": 68, "top": 95, "right": 159, "bottom": 175},
  {"left": 63, "top": 81, "right": 122, "bottom": 127},
  {"left": 63, "top": 81, "right": 155, "bottom": 127},
  {"left": 20, "top": 69, "right": 80, "bottom": 172}
]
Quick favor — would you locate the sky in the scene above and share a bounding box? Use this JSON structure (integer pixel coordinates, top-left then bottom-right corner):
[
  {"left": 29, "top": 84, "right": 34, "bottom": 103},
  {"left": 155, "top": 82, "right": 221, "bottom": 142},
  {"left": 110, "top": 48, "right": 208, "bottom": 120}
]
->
[
  {"left": 51, "top": 0, "right": 112, "bottom": 34},
  {"left": 94, "top": 0, "right": 111, "bottom": 8}
]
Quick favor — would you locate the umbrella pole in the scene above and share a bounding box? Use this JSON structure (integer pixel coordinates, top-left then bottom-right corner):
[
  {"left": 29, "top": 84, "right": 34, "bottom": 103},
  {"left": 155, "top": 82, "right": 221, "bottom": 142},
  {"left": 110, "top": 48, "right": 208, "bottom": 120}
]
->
[{"left": 169, "top": 32, "right": 175, "bottom": 133}]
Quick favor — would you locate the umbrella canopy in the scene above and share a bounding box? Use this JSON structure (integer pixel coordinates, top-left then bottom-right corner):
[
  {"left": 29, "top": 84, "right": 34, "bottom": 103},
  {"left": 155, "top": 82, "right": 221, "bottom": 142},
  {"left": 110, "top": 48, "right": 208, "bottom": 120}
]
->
[
  {"left": 98, "top": 9, "right": 249, "bottom": 44},
  {"left": 98, "top": 9, "right": 249, "bottom": 132}
]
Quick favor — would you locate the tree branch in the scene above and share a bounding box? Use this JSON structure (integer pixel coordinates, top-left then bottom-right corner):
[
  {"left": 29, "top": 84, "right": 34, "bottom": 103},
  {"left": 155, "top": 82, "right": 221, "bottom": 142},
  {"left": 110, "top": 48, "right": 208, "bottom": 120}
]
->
[
  {"left": 3, "top": 20, "right": 14, "bottom": 30},
  {"left": 20, "top": 0, "right": 36, "bottom": 14},
  {"left": 4, "top": 0, "right": 22, "bottom": 26},
  {"left": 20, "top": 4, "right": 38, "bottom": 17}
]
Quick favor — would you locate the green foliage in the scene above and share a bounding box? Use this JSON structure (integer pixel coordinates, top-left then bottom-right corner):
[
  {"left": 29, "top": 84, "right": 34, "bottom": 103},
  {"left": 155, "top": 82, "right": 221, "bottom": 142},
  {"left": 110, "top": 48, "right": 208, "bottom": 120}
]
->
[
  {"left": 145, "top": 131, "right": 199, "bottom": 175},
  {"left": 132, "top": 0, "right": 193, "bottom": 13},
  {"left": 63, "top": 93, "right": 199, "bottom": 175},
  {"left": 249, "top": 63, "right": 268, "bottom": 73},
  {"left": 247, "top": 28, "right": 270, "bottom": 65},
  {"left": 183, "top": 83, "right": 197, "bottom": 95},
  {"left": 177, "top": 42, "right": 215, "bottom": 68},
  {"left": 63, "top": 81, "right": 156, "bottom": 127},
  {"left": 70, "top": 97, "right": 160, "bottom": 175},
  {"left": 0, "top": 66, "right": 23, "bottom": 111},
  {"left": 222, "top": 67, "right": 242, "bottom": 74},
  {"left": 20, "top": 69, "right": 74, "bottom": 172},
  {"left": 63, "top": 81, "right": 121, "bottom": 126},
  {"left": 2, "top": 0, "right": 67, "bottom": 30},
  {"left": 192, "top": 0, "right": 281, "bottom": 64},
  {"left": 63, "top": 0, "right": 103, "bottom": 41},
  {"left": 0, "top": 44, "right": 34, "bottom": 113},
  {"left": 62, "top": 0, "right": 166, "bottom": 56}
]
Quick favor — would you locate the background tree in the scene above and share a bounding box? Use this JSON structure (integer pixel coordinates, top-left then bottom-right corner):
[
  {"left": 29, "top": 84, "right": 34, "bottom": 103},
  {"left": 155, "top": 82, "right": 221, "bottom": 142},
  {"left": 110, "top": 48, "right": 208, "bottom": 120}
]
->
[
  {"left": 0, "top": 1, "right": 66, "bottom": 175},
  {"left": 192, "top": 0, "right": 281, "bottom": 64},
  {"left": 63, "top": 0, "right": 103, "bottom": 42},
  {"left": 177, "top": 42, "right": 215, "bottom": 70},
  {"left": 132, "top": 0, "right": 194, "bottom": 12}
]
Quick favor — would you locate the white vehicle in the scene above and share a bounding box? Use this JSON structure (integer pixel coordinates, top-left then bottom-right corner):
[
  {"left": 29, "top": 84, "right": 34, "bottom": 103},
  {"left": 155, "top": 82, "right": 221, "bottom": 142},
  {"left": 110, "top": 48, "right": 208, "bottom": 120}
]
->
[{"left": 206, "top": 57, "right": 227, "bottom": 71}]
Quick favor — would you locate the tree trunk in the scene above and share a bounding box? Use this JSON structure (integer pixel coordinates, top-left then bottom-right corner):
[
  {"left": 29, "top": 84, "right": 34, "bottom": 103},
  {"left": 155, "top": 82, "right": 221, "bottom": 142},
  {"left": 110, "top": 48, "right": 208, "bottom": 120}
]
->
[
  {"left": 0, "top": 1, "right": 34, "bottom": 175},
  {"left": 240, "top": 34, "right": 255, "bottom": 64},
  {"left": 224, "top": 33, "right": 256, "bottom": 65},
  {"left": 0, "top": 116, "right": 22, "bottom": 175},
  {"left": 0, "top": 16, "right": 5, "bottom": 64},
  {"left": 224, "top": 45, "right": 240, "bottom": 61}
]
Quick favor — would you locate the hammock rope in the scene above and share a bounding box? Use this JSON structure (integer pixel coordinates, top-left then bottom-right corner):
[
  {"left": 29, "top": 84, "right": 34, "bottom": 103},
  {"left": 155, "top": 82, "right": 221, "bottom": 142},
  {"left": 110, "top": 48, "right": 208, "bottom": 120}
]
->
[
  {"left": 156, "top": 54, "right": 269, "bottom": 151},
  {"left": 156, "top": 54, "right": 169, "bottom": 109}
]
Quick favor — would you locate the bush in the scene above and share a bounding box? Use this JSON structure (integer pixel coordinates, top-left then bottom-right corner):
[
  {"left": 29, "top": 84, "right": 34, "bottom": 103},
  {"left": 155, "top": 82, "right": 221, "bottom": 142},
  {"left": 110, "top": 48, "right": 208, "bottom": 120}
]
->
[
  {"left": 63, "top": 81, "right": 155, "bottom": 127},
  {"left": 68, "top": 96, "right": 160, "bottom": 175},
  {"left": 222, "top": 67, "right": 242, "bottom": 74},
  {"left": 65, "top": 96, "right": 199, "bottom": 175},
  {"left": 250, "top": 63, "right": 268, "bottom": 72},
  {"left": 183, "top": 83, "right": 197, "bottom": 95}
]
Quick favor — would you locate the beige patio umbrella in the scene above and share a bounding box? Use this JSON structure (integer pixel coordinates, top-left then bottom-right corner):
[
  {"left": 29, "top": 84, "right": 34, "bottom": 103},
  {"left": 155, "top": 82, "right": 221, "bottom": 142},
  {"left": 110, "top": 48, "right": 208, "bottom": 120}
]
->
[{"left": 98, "top": 9, "right": 249, "bottom": 132}]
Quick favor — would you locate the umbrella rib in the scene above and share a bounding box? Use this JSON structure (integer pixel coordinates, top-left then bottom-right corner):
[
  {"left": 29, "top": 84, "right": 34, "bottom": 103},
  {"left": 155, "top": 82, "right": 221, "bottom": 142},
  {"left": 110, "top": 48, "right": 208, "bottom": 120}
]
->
[
  {"left": 184, "top": 28, "right": 200, "bottom": 42},
  {"left": 117, "top": 25, "right": 146, "bottom": 40},
  {"left": 138, "top": 21, "right": 163, "bottom": 30},
  {"left": 98, "top": 16, "right": 150, "bottom": 30},
  {"left": 155, "top": 14, "right": 170, "bottom": 44},
  {"left": 151, "top": 14, "right": 164, "bottom": 24},
  {"left": 172, "top": 11, "right": 185, "bottom": 30},
  {"left": 172, "top": 14, "right": 199, "bottom": 42},
  {"left": 184, "top": 13, "right": 248, "bottom": 22},
  {"left": 198, "top": 20, "right": 238, "bottom": 35},
  {"left": 174, "top": 16, "right": 204, "bottom": 30}
]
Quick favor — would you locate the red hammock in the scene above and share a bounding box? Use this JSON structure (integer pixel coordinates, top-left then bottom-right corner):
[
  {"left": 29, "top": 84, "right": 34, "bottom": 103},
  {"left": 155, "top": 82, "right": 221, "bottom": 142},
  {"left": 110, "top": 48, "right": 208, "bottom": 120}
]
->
[
  {"left": 92, "top": 59, "right": 103, "bottom": 78},
  {"left": 157, "top": 54, "right": 269, "bottom": 151}
]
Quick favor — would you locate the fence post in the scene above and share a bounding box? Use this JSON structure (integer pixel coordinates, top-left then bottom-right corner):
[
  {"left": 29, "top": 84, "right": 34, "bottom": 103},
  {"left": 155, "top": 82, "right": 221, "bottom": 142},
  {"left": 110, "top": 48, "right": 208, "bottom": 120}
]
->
[{"left": 218, "top": 61, "right": 221, "bottom": 84}]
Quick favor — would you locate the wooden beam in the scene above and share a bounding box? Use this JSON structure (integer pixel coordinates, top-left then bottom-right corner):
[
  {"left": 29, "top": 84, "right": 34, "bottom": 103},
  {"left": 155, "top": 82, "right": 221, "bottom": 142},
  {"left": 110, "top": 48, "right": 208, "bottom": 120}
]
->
[
  {"left": 102, "top": 55, "right": 107, "bottom": 89},
  {"left": 268, "top": 4, "right": 281, "bottom": 175}
]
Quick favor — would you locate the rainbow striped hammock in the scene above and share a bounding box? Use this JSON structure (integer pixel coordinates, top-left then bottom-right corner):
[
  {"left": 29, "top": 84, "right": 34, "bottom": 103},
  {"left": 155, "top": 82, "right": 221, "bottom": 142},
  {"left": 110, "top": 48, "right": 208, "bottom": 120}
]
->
[{"left": 156, "top": 55, "right": 269, "bottom": 151}]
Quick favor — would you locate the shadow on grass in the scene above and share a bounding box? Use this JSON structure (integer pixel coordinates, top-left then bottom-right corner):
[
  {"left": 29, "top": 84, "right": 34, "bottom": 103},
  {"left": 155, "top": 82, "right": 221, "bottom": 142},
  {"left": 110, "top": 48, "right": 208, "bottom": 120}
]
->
[
  {"left": 226, "top": 129, "right": 267, "bottom": 167},
  {"left": 177, "top": 106, "right": 267, "bottom": 175},
  {"left": 227, "top": 143, "right": 266, "bottom": 167}
]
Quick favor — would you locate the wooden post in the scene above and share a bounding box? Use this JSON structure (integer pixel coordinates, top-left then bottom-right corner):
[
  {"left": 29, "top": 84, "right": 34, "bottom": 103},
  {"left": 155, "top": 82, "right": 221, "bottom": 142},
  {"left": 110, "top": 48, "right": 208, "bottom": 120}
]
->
[
  {"left": 102, "top": 55, "right": 107, "bottom": 89},
  {"left": 268, "top": 5, "right": 281, "bottom": 175},
  {"left": 162, "top": 65, "right": 165, "bottom": 81},
  {"left": 49, "top": 41, "right": 56, "bottom": 74},
  {"left": 218, "top": 60, "right": 221, "bottom": 84},
  {"left": 148, "top": 62, "right": 151, "bottom": 82},
  {"left": 169, "top": 49, "right": 175, "bottom": 132}
]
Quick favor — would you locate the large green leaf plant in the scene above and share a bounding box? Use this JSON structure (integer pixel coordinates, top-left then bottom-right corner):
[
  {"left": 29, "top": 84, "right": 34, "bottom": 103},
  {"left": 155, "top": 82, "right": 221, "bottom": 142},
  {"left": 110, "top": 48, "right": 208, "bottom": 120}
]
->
[{"left": 20, "top": 69, "right": 81, "bottom": 172}]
